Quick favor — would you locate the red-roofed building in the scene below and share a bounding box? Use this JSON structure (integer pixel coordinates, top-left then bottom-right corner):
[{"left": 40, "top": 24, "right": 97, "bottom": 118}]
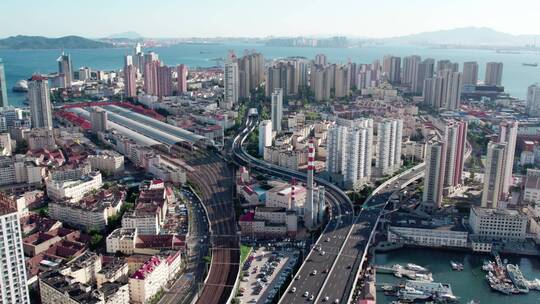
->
[
  {"left": 129, "top": 256, "right": 169, "bottom": 304},
  {"left": 20, "top": 213, "right": 63, "bottom": 235}
]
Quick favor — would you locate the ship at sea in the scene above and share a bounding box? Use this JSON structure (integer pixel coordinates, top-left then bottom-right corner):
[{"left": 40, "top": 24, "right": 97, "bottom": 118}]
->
[
  {"left": 506, "top": 264, "right": 530, "bottom": 293},
  {"left": 397, "top": 280, "right": 458, "bottom": 302},
  {"left": 522, "top": 63, "right": 538, "bottom": 67},
  {"left": 12, "top": 79, "right": 28, "bottom": 92}
]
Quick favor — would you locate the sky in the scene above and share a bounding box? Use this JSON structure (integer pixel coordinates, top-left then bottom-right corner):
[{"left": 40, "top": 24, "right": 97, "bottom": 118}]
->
[{"left": 2, "top": 0, "right": 540, "bottom": 38}]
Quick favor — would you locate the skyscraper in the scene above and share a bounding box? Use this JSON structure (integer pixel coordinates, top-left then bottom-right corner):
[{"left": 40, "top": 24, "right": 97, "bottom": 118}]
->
[
  {"left": 143, "top": 54, "right": 159, "bottom": 96},
  {"left": 462, "top": 61, "right": 479, "bottom": 86},
  {"left": 412, "top": 58, "right": 434, "bottom": 93},
  {"left": 482, "top": 142, "right": 507, "bottom": 208},
  {"left": 376, "top": 119, "right": 403, "bottom": 176},
  {"left": 57, "top": 52, "right": 73, "bottom": 88},
  {"left": 485, "top": 62, "right": 503, "bottom": 86},
  {"left": 382, "top": 55, "right": 401, "bottom": 84},
  {"left": 326, "top": 119, "right": 373, "bottom": 189},
  {"left": 0, "top": 59, "right": 8, "bottom": 107},
  {"left": 0, "top": 195, "right": 30, "bottom": 304},
  {"left": 157, "top": 65, "right": 173, "bottom": 97},
  {"left": 224, "top": 51, "right": 239, "bottom": 109},
  {"left": 443, "top": 120, "right": 468, "bottom": 193},
  {"left": 422, "top": 139, "right": 446, "bottom": 212},
  {"left": 271, "top": 89, "right": 283, "bottom": 133},
  {"left": 411, "top": 58, "right": 435, "bottom": 93},
  {"left": 334, "top": 64, "right": 351, "bottom": 98},
  {"left": 258, "top": 120, "right": 272, "bottom": 156},
  {"left": 238, "top": 52, "right": 264, "bottom": 99},
  {"left": 403, "top": 55, "right": 421, "bottom": 85},
  {"left": 176, "top": 64, "right": 188, "bottom": 94},
  {"left": 28, "top": 75, "right": 53, "bottom": 130},
  {"left": 124, "top": 55, "right": 137, "bottom": 98},
  {"left": 444, "top": 71, "right": 463, "bottom": 110},
  {"left": 265, "top": 61, "right": 297, "bottom": 97},
  {"left": 90, "top": 107, "right": 108, "bottom": 133},
  {"left": 526, "top": 83, "right": 540, "bottom": 117},
  {"left": 423, "top": 70, "right": 462, "bottom": 110},
  {"left": 314, "top": 54, "right": 327, "bottom": 66},
  {"left": 310, "top": 64, "right": 331, "bottom": 101},
  {"left": 498, "top": 120, "right": 518, "bottom": 198},
  {"left": 436, "top": 60, "right": 458, "bottom": 73}
]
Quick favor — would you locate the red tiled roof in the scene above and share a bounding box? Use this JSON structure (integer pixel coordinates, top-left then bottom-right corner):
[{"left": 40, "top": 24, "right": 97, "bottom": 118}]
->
[{"left": 131, "top": 256, "right": 161, "bottom": 280}]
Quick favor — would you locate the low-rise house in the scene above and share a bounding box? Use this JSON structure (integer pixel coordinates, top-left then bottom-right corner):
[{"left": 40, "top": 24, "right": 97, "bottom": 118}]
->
[
  {"left": 48, "top": 187, "right": 125, "bottom": 231},
  {"left": 46, "top": 170, "right": 103, "bottom": 203}
]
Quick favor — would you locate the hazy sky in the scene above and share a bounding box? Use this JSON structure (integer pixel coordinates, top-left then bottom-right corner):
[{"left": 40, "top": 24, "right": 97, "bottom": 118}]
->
[{"left": 2, "top": 0, "right": 539, "bottom": 38}]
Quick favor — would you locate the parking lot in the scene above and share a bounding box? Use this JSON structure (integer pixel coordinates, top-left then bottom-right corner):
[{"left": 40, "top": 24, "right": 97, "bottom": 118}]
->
[{"left": 237, "top": 247, "right": 298, "bottom": 304}]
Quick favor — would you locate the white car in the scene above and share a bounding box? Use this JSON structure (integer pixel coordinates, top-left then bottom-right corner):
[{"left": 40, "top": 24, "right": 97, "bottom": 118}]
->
[
  {"left": 312, "top": 270, "right": 317, "bottom": 275},
  {"left": 309, "top": 295, "right": 315, "bottom": 301},
  {"left": 324, "top": 296, "right": 330, "bottom": 302},
  {"left": 291, "top": 287, "right": 296, "bottom": 293},
  {"left": 303, "top": 291, "right": 309, "bottom": 297}
]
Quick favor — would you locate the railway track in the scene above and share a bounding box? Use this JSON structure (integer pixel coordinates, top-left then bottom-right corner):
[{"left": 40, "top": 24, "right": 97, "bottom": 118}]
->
[{"left": 183, "top": 151, "right": 239, "bottom": 304}]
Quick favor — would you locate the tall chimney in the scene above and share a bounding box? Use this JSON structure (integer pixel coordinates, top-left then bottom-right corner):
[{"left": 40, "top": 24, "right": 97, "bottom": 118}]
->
[{"left": 305, "top": 138, "right": 315, "bottom": 229}]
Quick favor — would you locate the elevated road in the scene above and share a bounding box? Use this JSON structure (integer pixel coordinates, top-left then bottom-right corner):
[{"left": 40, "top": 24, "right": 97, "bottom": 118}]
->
[
  {"left": 232, "top": 114, "right": 428, "bottom": 304},
  {"left": 232, "top": 115, "right": 355, "bottom": 304}
]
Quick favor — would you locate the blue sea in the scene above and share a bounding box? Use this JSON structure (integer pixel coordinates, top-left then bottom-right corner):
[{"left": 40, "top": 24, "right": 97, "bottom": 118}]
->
[{"left": 1, "top": 43, "right": 540, "bottom": 106}]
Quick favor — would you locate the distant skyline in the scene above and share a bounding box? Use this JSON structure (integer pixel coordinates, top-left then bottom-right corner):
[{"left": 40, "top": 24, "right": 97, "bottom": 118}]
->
[{"left": 2, "top": 0, "right": 540, "bottom": 38}]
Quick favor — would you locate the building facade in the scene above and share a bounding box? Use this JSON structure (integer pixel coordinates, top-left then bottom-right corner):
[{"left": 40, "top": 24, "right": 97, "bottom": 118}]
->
[
  {"left": 28, "top": 75, "right": 53, "bottom": 130},
  {"left": 422, "top": 139, "right": 446, "bottom": 212},
  {"left": 0, "top": 203, "right": 30, "bottom": 304}
]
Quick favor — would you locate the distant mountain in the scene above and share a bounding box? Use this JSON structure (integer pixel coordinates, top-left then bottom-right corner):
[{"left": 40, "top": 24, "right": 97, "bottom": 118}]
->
[
  {"left": 106, "top": 31, "right": 142, "bottom": 39},
  {"left": 383, "top": 27, "right": 540, "bottom": 46},
  {"left": 0, "top": 35, "right": 113, "bottom": 49}
]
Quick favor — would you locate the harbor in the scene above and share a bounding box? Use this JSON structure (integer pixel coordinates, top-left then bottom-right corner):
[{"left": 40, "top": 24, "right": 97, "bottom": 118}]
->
[{"left": 375, "top": 248, "right": 540, "bottom": 304}]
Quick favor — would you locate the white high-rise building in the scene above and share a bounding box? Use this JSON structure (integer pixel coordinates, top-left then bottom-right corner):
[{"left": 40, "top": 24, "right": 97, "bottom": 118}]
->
[
  {"left": 223, "top": 52, "right": 239, "bottom": 109},
  {"left": 527, "top": 83, "right": 540, "bottom": 117},
  {"left": 258, "top": 120, "right": 273, "bottom": 156},
  {"left": 376, "top": 119, "right": 403, "bottom": 176},
  {"left": 0, "top": 59, "right": 8, "bottom": 107},
  {"left": 28, "top": 75, "right": 53, "bottom": 130},
  {"left": 326, "top": 119, "right": 373, "bottom": 189},
  {"left": 57, "top": 52, "right": 73, "bottom": 88},
  {"left": 462, "top": 61, "right": 478, "bottom": 86},
  {"left": 482, "top": 142, "right": 507, "bottom": 208},
  {"left": 0, "top": 201, "right": 30, "bottom": 304},
  {"left": 498, "top": 120, "right": 518, "bottom": 199},
  {"left": 422, "top": 139, "right": 446, "bottom": 212},
  {"left": 443, "top": 120, "right": 468, "bottom": 194},
  {"left": 485, "top": 62, "right": 503, "bottom": 86},
  {"left": 271, "top": 88, "right": 283, "bottom": 133}
]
